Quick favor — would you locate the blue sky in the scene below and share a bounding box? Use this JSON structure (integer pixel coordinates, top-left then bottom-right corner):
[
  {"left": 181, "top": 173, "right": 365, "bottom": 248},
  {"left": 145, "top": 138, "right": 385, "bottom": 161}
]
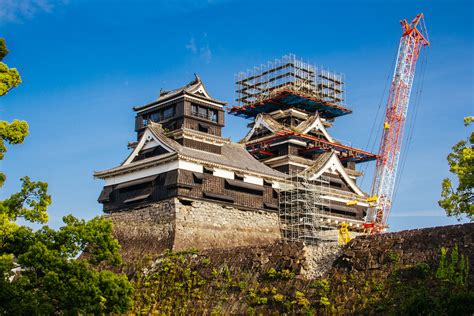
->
[{"left": 0, "top": 0, "right": 472, "bottom": 231}]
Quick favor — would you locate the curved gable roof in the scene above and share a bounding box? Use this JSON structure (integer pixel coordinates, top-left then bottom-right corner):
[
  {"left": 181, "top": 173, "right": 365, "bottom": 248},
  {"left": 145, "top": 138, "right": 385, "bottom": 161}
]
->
[
  {"left": 305, "top": 152, "right": 365, "bottom": 196},
  {"left": 295, "top": 114, "right": 334, "bottom": 142},
  {"left": 241, "top": 113, "right": 286, "bottom": 142},
  {"left": 133, "top": 74, "right": 226, "bottom": 112},
  {"left": 96, "top": 122, "right": 286, "bottom": 179}
]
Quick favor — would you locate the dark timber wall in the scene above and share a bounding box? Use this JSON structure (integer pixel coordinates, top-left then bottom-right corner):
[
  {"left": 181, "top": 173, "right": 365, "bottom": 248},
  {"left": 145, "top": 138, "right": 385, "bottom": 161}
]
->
[{"left": 101, "top": 169, "right": 278, "bottom": 213}]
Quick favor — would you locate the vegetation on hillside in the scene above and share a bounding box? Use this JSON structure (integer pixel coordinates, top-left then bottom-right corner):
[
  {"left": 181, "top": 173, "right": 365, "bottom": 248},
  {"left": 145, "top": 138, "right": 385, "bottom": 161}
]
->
[
  {"left": 0, "top": 38, "right": 133, "bottom": 314},
  {"left": 129, "top": 246, "right": 473, "bottom": 315}
]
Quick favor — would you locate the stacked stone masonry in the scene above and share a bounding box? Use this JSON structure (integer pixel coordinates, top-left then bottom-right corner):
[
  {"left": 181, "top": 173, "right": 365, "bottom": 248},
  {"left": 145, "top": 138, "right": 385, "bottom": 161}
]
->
[
  {"left": 108, "top": 199, "right": 281, "bottom": 258},
  {"left": 335, "top": 223, "right": 474, "bottom": 287}
]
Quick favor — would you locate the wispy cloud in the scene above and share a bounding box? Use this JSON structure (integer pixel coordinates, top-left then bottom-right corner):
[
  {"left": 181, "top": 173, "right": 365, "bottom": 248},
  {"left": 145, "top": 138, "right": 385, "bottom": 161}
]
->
[
  {"left": 0, "top": 0, "right": 67, "bottom": 24},
  {"left": 185, "top": 37, "right": 197, "bottom": 54},
  {"left": 185, "top": 33, "right": 212, "bottom": 63}
]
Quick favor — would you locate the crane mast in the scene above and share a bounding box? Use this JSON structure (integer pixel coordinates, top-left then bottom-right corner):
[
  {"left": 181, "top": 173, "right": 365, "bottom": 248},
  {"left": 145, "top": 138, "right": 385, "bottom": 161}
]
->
[{"left": 365, "top": 14, "right": 430, "bottom": 233}]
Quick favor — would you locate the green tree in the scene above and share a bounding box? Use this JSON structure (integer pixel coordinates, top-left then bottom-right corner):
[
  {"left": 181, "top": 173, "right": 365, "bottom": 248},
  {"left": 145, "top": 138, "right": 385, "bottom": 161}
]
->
[
  {"left": 0, "top": 38, "right": 133, "bottom": 314},
  {"left": 438, "top": 117, "right": 474, "bottom": 221},
  {"left": 0, "top": 38, "right": 22, "bottom": 96},
  {"left": 0, "top": 38, "right": 28, "bottom": 187}
]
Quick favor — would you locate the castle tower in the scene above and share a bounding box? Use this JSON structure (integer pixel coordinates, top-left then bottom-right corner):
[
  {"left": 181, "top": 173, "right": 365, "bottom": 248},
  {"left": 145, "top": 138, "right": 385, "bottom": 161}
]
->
[
  {"left": 96, "top": 74, "right": 285, "bottom": 212},
  {"left": 94, "top": 65, "right": 377, "bottom": 253},
  {"left": 94, "top": 75, "right": 287, "bottom": 252},
  {"left": 229, "top": 54, "right": 377, "bottom": 237},
  {"left": 132, "top": 74, "right": 226, "bottom": 154}
]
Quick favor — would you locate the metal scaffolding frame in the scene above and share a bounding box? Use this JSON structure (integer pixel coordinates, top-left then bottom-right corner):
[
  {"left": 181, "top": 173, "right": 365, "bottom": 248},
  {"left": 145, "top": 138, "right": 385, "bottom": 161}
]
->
[
  {"left": 278, "top": 171, "right": 338, "bottom": 244},
  {"left": 235, "top": 54, "right": 346, "bottom": 108}
]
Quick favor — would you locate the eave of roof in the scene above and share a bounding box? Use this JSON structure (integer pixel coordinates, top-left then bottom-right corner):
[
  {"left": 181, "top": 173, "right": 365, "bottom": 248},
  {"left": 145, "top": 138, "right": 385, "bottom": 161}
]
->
[
  {"left": 94, "top": 152, "right": 178, "bottom": 178},
  {"left": 133, "top": 77, "right": 226, "bottom": 112},
  {"left": 95, "top": 122, "right": 287, "bottom": 180}
]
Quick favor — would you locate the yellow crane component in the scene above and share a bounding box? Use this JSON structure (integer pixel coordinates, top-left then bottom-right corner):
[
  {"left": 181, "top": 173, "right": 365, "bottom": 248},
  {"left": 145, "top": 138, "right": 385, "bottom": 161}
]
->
[
  {"left": 338, "top": 223, "right": 352, "bottom": 246},
  {"left": 366, "top": 196, "right": 378, "bottom": 203},
  {"left": 384, "top": 122, "right": 391, "bottom": 129},
  {"left": 346, "top": 200, "right": 358, "bottom": 206}
]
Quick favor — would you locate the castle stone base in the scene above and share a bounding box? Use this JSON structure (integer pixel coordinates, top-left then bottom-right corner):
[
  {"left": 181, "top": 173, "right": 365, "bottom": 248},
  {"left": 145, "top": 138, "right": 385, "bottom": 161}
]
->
[{"left": 108, "top": 198, "right": 281, "bottom": 258}]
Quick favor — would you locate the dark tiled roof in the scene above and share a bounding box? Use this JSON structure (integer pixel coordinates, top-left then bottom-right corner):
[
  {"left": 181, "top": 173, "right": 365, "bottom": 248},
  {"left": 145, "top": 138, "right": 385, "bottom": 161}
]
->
[
  {"left": 302, "top": 151, "right": 334, "bottom": 176},
  {"left": 294, "top": 114, "right": 320, "bottom": 133},
  {"left": 245, "top": 113, "right": 326, "bottom": 136},
  {"left": 156, "top": 74, "right": 203, "bottom": 101},
  {"left": 180, "top": 142, "right": 286, "bottom": 178},
  {"left": 260, "top": 114, "right": 285, "bottom": 132},
  {"left": 133, "top": 74, "right": 225, "bottom": 111},
  {"left": 95, "top": 122, "right": 287, "bottom": 179},
  {"left": 94, "top": 152, "right": 177, "bottom": 177}
]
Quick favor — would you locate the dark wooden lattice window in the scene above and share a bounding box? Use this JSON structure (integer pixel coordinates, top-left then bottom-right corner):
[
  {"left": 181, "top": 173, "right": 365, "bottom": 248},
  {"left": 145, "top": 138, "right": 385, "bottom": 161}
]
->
[
  {"left": 191, "top": 103, "right": 218, "bottom": 123},
  {"left": 114, "top": 176, "right": 157, "bottom": 204},
  {"left": 198, "top": 124, "right": 209, "bottom": 133}
]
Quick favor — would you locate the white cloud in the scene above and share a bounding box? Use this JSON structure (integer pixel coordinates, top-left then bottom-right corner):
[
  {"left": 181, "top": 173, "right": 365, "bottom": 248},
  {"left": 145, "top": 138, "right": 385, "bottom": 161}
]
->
[
  {"left": 185, "top": 33, "right": 212, "bottom": 64},
  {"left": 0, "top": 0, "right": 67, "bottom": 24},
  {"left": 185, "top": 37, "right": 197, "bottom": 54},
  {"left": 200, "top": 43, "right": 212, "bottom": 64}
]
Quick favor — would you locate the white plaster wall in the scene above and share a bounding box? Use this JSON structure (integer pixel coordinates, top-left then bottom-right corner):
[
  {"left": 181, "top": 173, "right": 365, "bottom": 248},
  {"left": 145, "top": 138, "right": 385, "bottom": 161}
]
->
[
  {"left": 213, "top": 168, "right": 234, "bottom": 179},
  {"left": 178, "top": 160, "right": 203, "bottom": 173},
  {"left": 244, "top": 174, "right": 263, "bottom": 186},
  {"left": 143, "top": 139, "right": 158, "bottom": 150},
  {"left": 104, "top": 160, "right": 179, "bottom": 186}
]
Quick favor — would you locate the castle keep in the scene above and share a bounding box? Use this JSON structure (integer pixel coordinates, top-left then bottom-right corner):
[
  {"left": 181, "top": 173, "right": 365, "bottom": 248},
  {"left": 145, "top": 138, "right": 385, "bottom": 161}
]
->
[
  {"left": 95, "top": 55, "right": 377, "bottom": 251},
  {"left": 95, "top": 75, "right": 283, "bottom": 213}
]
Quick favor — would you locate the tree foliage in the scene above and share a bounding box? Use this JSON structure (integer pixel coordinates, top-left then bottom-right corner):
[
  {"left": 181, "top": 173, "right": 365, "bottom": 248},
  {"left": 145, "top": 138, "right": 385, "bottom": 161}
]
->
[
  {"left": 0, "top": 38, "right": 22, "bottom": 97},
  {"left": 438, "top": 117, "right": 474, "bottom": 221},
  {"left": 0, "top": 38, "right": 133, "bottom": 314},
  {"left": 0, "top": 38, "right": 28, "bottom": 187},
  {"left": 0, "top": 215, "right": 133, "bottom": 314}
]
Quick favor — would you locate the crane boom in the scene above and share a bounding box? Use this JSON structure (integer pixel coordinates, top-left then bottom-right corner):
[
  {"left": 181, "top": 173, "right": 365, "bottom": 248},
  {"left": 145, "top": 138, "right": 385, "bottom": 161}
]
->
[{"left": 365, "top": 14, "right": 430, "bottom": 233}]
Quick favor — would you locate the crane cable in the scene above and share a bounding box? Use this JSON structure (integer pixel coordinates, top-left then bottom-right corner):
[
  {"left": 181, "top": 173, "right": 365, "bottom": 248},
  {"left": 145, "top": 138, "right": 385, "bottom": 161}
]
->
[
  {"left": 360, "top": 47, "right": 398, "bottom": 189},
  {"left": 392, "top": 48, "right": 429, "bottom": 208}
]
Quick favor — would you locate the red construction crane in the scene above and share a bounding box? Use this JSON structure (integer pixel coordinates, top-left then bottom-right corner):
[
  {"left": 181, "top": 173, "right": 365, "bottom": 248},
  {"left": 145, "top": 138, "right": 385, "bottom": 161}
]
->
[{"left": 364, "top": 14, "right": 430, "bottom": 233}]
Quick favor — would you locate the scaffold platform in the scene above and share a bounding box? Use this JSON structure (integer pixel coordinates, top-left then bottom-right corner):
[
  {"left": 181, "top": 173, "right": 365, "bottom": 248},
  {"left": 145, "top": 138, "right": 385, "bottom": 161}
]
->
[{"left": 229, "top": 54, "right": 352, "bottom": 120}]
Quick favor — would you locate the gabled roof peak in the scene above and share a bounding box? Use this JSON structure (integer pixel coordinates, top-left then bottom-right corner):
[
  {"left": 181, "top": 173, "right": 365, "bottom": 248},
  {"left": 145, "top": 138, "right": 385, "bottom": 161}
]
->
[
  {"left": 157, "top": 73, "right": 210, "bottom": 100},
  {"left": 95, "top": 120, "right": 286, "bottom": 179},
  {"left": 134, "top": 74, "right": 226, "bottom": 112},
  {"left": 193, "top": 73, "right": 202, "bottom": 84},
  {"left": 304, "top": 152, "right": 365, "bottom": 196},
  {"left": 241, "top": 113, "right": 334, "bottom": 143}
]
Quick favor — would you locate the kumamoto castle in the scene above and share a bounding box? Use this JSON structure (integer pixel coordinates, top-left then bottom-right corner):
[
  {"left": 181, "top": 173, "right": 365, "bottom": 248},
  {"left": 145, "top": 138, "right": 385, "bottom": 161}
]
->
[{"left": 94, "top": 55, "right": 379, "bottom": 252}]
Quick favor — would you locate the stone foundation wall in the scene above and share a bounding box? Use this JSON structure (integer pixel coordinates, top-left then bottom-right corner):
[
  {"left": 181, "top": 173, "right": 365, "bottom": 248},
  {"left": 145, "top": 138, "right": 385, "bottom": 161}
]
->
[
  {"left": 108, "top": 198, "right": 281, "bottom": 256},
  {"left": 107, "top": 199, "right": 176, "bottom": 258},
  {"left": 337, "top": 223, "right": 474, "bottom": 285},
  {"left": 302, "top": 242, "right": 342, "bottom": 279},
  {"left": 302, "top": 223, "right": 474, "bottom": 280},
  {"left": 174, "top": 199, "right": 281, "bottom": 251}
]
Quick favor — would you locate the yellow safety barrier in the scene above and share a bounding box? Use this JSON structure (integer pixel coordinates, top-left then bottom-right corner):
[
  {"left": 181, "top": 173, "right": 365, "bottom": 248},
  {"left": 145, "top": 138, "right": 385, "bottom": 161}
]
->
[
  {"left": 338, "top": 223, "right": 352, "bottom": 246},
  {"left": 346, "top": 200, "right": 358, "bottom": 206}
]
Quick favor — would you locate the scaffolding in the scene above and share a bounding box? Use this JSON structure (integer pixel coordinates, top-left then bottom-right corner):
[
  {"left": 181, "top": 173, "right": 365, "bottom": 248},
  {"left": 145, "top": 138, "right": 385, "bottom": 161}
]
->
[
  {"left": 279, "top": 171, "right": 338, "bottom": 244},
  {"left": 235, "top": 54, "right": 346, "bottom": 108}
]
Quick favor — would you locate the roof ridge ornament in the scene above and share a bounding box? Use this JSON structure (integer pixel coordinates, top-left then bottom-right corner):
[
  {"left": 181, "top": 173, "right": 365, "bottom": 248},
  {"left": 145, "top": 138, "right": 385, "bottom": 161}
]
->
[
  {"left": 159, "top": 87, "right": 169, "bottom": 97},
  {"left": 193, "top": 73, "right": 202, "bottom": 84}
]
